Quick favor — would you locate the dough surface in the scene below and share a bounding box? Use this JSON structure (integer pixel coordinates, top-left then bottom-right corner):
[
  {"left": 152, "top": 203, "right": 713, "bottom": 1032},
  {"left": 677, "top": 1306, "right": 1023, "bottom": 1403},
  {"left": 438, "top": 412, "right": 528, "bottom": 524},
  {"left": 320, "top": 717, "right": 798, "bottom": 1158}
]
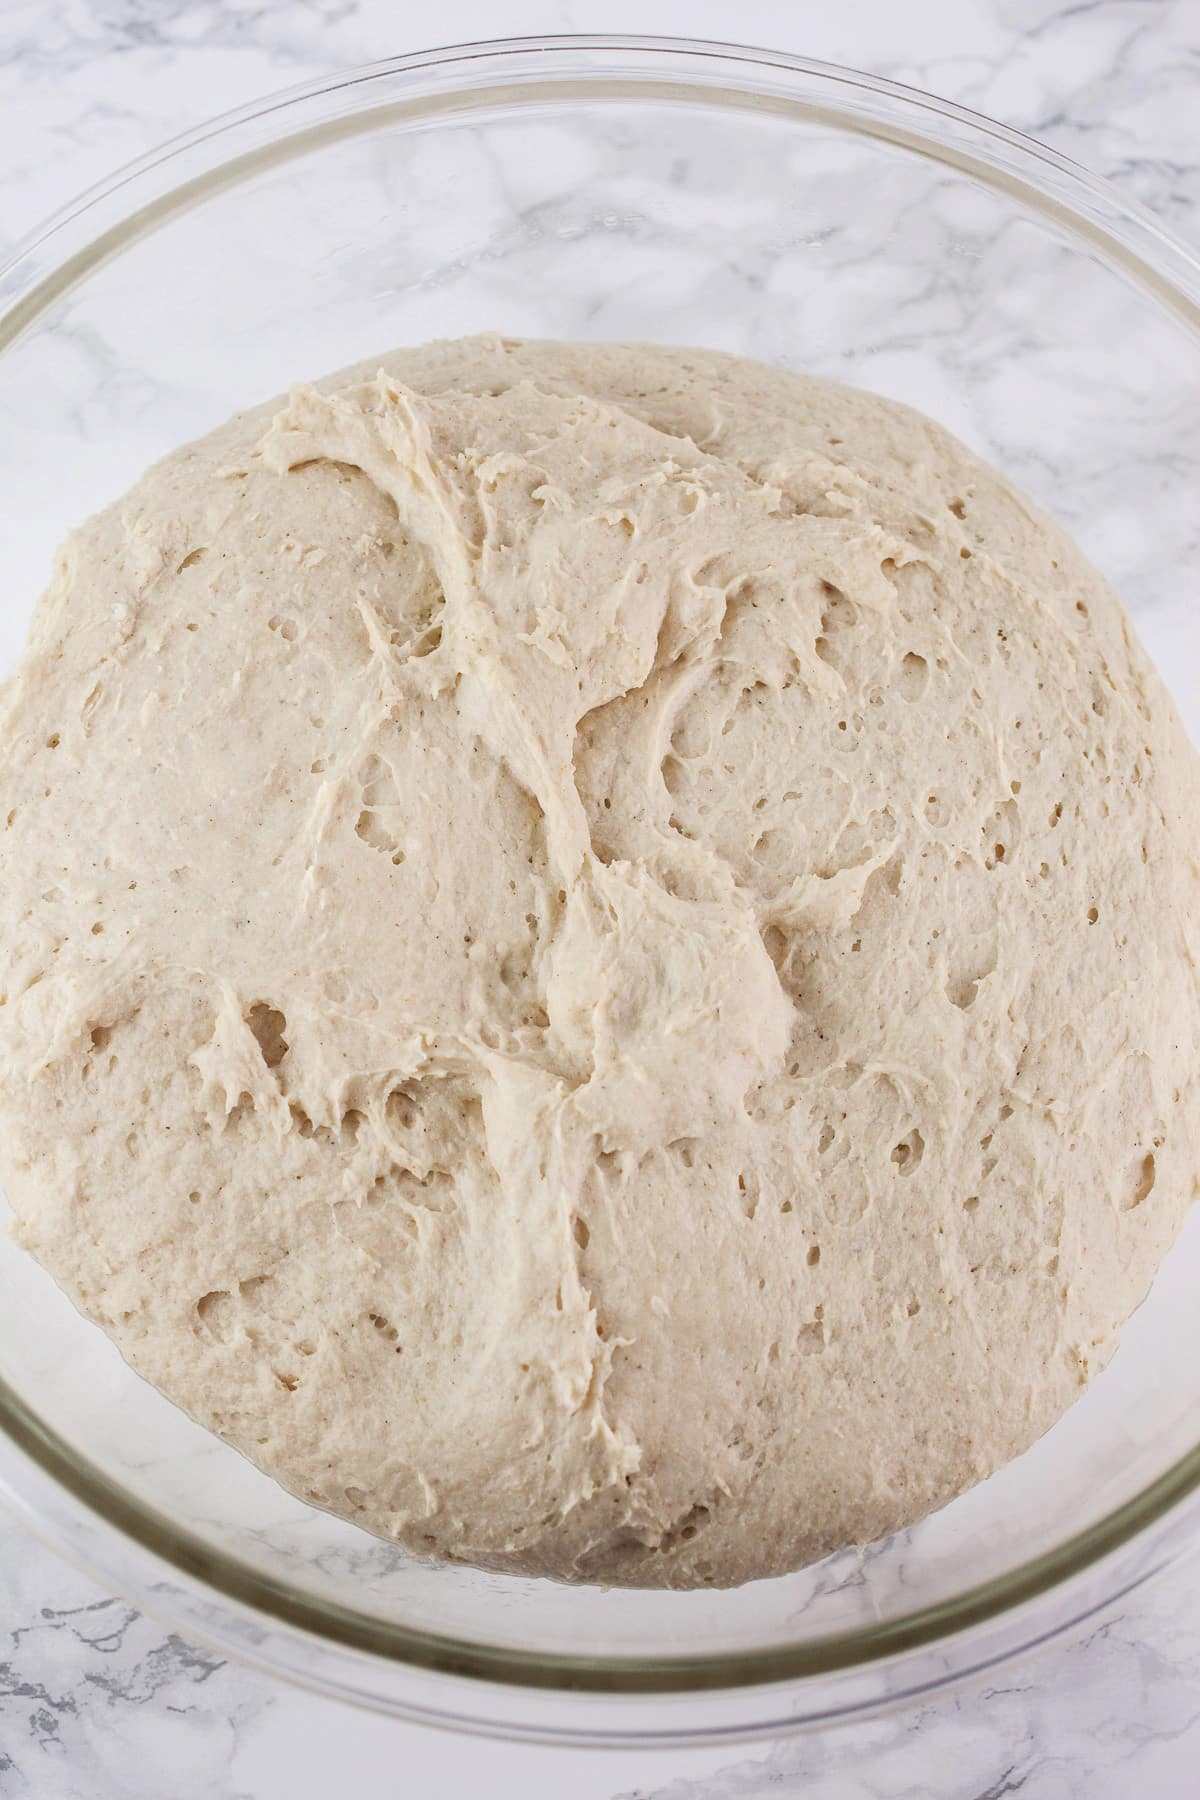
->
[{"left": 1, "top": 337, "right": 1197, "bottom": 1588}]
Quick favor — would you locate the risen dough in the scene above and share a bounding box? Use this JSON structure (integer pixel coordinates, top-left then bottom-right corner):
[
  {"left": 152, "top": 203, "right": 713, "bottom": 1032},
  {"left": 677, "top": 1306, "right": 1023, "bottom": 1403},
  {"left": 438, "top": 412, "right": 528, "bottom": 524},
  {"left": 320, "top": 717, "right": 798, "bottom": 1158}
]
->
[{"left": 1, "top": 337, "right": 1197, "bottom": 1589}]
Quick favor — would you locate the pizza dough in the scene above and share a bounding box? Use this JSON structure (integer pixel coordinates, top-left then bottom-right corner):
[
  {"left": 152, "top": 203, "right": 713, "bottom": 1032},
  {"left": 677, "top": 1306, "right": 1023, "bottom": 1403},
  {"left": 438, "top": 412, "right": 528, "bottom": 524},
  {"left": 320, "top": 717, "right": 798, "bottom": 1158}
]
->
[{"left": 0, "top": 337, "right": 1196, "bottom": 1589}]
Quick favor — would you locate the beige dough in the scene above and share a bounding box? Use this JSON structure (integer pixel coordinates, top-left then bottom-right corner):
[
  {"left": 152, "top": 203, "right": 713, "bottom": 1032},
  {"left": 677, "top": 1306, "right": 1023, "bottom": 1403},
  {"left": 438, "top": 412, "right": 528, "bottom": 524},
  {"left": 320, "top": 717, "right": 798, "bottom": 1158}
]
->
[{"left": 0, "top": 337, "right": 1197, "bottom": 1588}]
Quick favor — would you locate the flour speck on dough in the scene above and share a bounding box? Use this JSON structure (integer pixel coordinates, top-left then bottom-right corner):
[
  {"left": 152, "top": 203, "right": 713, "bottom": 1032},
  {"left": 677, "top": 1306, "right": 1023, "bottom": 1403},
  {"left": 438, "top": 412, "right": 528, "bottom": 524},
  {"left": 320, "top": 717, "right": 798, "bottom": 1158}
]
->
[{"left": 0, "top": 337, "right": 1197, "bottom": 1588}]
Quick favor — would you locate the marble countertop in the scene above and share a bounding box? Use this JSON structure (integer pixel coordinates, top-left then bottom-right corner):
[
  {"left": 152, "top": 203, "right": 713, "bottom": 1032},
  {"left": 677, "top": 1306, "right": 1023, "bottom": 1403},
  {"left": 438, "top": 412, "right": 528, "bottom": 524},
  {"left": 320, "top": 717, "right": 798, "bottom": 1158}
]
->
[{"left": 2, "top": 1, "right": 1199, "bottom": 1795}]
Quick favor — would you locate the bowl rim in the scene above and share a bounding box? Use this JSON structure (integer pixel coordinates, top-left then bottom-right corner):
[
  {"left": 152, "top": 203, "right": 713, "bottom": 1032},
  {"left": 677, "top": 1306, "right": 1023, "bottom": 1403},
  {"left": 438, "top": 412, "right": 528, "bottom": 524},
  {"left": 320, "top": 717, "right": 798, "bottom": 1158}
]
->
[{"left": 2, "top": 29, "right": 1199, "bottom": 1718}]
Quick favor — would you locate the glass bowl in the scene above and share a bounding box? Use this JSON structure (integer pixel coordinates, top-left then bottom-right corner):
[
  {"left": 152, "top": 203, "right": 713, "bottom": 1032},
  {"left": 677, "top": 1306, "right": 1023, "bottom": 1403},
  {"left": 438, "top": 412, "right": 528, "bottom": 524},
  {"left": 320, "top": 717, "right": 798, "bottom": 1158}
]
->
[{"left": 1, "top": 34, "right": 1198, "bottom": 1748}]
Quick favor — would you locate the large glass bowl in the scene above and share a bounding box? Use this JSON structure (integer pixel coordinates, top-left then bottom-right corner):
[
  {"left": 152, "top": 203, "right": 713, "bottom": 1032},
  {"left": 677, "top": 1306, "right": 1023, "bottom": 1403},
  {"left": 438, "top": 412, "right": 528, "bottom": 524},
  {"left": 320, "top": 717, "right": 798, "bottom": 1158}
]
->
[{"left": 0, "top": 35, "right": 1198, "bottom": 1747}]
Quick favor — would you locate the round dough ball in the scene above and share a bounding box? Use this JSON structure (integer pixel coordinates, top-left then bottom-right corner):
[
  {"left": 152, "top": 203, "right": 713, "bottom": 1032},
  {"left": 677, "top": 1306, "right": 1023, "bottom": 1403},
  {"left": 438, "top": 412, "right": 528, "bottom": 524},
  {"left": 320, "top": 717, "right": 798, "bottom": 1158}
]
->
[{"left": 1, "top": 337, "right": 1197, "bottom": 1588}]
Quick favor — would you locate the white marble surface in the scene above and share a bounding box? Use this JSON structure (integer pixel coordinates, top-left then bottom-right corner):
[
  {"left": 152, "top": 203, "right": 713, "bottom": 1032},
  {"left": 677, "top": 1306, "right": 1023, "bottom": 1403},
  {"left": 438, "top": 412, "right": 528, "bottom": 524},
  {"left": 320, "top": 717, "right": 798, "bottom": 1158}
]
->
[{"left": 2, "top": 1, "right": 1200, "bottom": 1795}]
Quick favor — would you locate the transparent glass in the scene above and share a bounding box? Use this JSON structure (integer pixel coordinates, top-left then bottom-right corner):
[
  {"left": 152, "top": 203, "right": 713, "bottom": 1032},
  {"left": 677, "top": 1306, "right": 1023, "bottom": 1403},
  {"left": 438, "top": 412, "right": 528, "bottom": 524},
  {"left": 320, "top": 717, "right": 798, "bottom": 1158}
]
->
[{"left": 0, "top": 35, "right": 1198, "bottom": 1746}]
